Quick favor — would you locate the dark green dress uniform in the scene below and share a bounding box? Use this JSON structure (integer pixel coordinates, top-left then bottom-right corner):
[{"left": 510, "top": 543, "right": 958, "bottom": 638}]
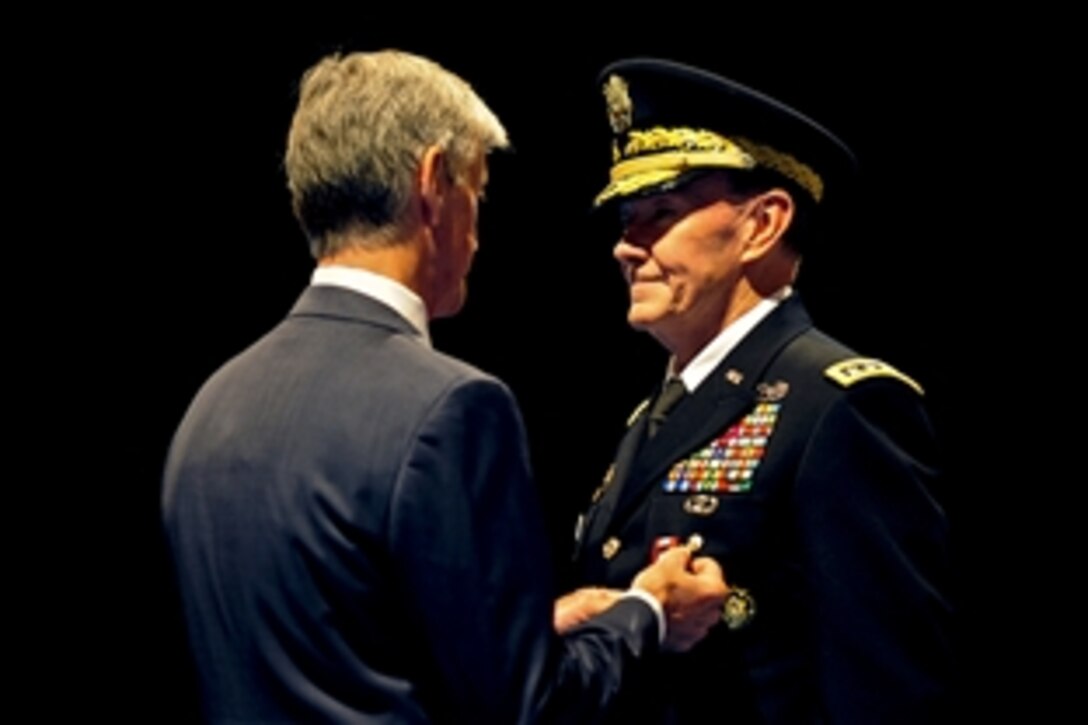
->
[{"left": 572, "top": 59, "right": 954, "bottom": 724}]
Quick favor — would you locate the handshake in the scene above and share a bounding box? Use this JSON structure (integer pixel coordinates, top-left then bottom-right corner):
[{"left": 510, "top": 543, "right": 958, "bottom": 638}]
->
[{"left": 555, "top": 538, "right": 736, "bottom": 652}]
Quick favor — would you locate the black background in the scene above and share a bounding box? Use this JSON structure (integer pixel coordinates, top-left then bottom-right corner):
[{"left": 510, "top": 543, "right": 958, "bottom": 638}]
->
[{"left": 53, "top": 14, "right": 1027, "bottom": 721}]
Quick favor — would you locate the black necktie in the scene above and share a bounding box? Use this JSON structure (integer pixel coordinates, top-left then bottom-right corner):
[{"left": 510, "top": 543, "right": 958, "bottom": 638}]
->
[{"left": 647, "top": 377, "right": 686, "bottom": 438}]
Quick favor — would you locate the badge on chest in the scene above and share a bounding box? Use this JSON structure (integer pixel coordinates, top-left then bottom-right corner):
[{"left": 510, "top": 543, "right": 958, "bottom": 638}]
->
[{"left": 661, "top": 400, "right": 782, "bottom": 494}]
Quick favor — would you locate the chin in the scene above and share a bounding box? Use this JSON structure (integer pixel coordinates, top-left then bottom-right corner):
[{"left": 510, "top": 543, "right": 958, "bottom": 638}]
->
[
  {"left": 626, "top": 306, "right": 657, "bottom": 330},
  {"left": 434, "top": 288, "right": 468, "bottom": 319},
  {"left": 627, "top": 306, "right": 663, "bottom": 331}
]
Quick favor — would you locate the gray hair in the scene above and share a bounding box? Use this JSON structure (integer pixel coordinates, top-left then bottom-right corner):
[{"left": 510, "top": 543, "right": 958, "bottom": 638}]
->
[{"left": 285, "top": 50, "right": 509, "bottom": 258}]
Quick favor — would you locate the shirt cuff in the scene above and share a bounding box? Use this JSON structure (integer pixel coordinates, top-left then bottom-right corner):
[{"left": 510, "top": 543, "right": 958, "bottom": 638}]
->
[{"left": 621, "top": 587, "right": 666, "bottom": 645}]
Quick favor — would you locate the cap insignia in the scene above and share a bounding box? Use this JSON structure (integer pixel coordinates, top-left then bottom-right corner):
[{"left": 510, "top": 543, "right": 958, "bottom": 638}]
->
[{"left": 603, "top": 74, "right": 633, "bottom": 134}]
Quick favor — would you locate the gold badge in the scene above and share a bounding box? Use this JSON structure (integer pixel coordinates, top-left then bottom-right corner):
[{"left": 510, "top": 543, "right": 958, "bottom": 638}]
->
[
  {"left": 724, "top": 369, "right": 745, "bottom": 385},
  {"left": 721, "top": 587, "right": 756, "bottom": 630},
  {"left": 602, "top": 537, "right": 622, "bottom": 560},
  {"left": 756, "top": 380, "right": 789, "bottom": 402},
  {"left": 683, "top": 494, "right": 720, "bottom": 516},
  {"left": 824, "top": 357, "right": 923, "bottom": 395},
  {"left": 603, "top": 74, "right": 633, "bottom": 134}
]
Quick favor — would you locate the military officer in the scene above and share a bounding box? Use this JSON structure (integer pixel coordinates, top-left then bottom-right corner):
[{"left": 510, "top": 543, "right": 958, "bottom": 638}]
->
[{"left": 567, "top": 58, "right": 954, "bottom": 724}]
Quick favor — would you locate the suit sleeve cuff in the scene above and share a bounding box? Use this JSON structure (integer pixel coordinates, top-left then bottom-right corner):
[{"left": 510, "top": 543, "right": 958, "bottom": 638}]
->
[{"left": 621, "top": 587, "right": 665, "bottom": 645}]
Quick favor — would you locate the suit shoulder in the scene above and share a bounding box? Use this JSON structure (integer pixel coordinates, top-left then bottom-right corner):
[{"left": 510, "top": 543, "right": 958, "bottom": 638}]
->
[
  {"left": 365, "top": 335, "right": 505, "bottom": 399},
  {"left": 400, "top": 341, "right": 490, "bottom": 384},
  {"left": 425, "top": 347, "right": 514, "bottom": 398},
  {"left": 385, "top": 345, "right": 517, "bottom": 420}
]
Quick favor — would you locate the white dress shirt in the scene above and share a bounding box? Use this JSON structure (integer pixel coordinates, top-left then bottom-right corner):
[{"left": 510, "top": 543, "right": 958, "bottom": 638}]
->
[{"left": 669, "top": 286, "right": 793, "bottom": 392}]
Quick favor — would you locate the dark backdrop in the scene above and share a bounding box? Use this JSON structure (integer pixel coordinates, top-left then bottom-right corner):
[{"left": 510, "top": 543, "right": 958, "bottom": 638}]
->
[{"left": 71, "top": 16, "right": 1014, "bottom": 721}]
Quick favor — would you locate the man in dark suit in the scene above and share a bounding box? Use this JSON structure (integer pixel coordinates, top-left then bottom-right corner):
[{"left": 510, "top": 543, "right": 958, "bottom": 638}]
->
[
  {"left": 161, "top": 50, "right": 729, "bottom": 724},
  {"left": 567, "top": 59, "right": 954, "bottom": 724}
]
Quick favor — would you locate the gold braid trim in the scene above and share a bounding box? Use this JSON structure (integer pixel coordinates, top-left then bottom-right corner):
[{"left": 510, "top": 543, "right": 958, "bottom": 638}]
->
[
  {"left": 623, "top": 126, "right": 750, "bottom": 157},
  {"left": 611, "top": 150, "right": 757, "bottom": 182},
  {"left": 595, "top": 126, "right": 827, "bottom": 206},
  {"left": 733, "top": 136, "right": 824, "bottom": 202},
  {"left": 596, "top": 138, "right": 756, "bottom": 207}
]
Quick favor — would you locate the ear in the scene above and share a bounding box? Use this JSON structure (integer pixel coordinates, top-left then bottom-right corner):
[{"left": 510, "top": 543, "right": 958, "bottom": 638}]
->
[
  {"left": 418, "top": 144, "right": 449, "bottom": 229},
  {"left": 739, "top": 189, "right": 794, "bottom": 263}
]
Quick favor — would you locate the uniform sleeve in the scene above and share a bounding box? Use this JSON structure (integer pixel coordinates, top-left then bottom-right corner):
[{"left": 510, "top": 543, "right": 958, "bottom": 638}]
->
[
  {"left": 388, "top": 377, "right": 659, "bottom": 724},
  {"left": 793, "top": 379, "right": 955, "bottom": 724}
]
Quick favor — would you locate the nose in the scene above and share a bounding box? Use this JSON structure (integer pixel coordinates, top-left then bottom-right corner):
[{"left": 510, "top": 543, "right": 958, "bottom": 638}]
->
[
  {"left": 614, "top": 235, "right": 648, "bottom": 267},
  {"left": 613, "top": 236, "right": 650, "bottom": 285}
]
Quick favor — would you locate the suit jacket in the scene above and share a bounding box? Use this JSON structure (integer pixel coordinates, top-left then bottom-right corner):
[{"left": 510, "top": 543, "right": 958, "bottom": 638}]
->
[
  {"left": 162, "top": 285, "right": 659, "bottom": 724},
  {"left": 573, "top": 296, "right": 954, "bottom": 724}
]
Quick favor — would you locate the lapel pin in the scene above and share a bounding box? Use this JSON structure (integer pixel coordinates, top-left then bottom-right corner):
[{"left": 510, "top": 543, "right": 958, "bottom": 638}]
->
[{"left": 725, "top": 369, "right": 744, "bottom": 385}]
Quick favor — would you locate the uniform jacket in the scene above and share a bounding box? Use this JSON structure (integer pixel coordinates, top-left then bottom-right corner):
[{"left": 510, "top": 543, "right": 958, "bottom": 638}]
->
[
  {"left": 573, "top": 295, "right": 954, "bottom": 724},
  {"left": 162, "top": 285, "right": 659, "bottom": 724}
]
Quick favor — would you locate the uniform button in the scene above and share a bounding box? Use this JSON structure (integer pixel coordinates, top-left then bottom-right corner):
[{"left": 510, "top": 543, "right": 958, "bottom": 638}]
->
[{"left": 602, "top": 537, "right": 621, "bottom": 560}]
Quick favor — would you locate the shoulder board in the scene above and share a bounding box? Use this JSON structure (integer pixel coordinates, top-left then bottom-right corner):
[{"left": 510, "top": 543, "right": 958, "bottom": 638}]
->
[
  {"left": 626, "top": 398, "right": 651, "bottom": 427},
  {"left": 823, "top": 357, "right": 924, "bottom": 395}
]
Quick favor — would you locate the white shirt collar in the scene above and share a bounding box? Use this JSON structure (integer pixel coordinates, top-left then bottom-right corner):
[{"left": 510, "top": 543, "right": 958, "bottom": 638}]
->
[
  {"left": 670, "top": 286, "right": 793, "bottom": 392},
  {"left": 310, "top": 265, "right": 431, "bottom": 347}
]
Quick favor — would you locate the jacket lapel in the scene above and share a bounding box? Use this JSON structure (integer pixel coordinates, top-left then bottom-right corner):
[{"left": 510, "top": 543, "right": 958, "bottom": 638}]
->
[{"left": 581, "top": 409, "right": 651, "bottom": 552}]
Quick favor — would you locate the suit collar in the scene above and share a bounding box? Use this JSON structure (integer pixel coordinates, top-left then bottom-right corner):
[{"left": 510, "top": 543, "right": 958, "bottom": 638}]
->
[
  {"left": 310, "top": 266, "right": 430, "bottom": 343},
  {"left": 288, "top": 285, "right": 423, "bottom": 340}
]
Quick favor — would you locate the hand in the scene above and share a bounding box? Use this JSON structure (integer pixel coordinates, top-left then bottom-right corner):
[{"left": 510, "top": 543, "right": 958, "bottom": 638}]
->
[
  {"left": 631, "top": 544, "right": 728, "bottom": 652},
  {"left": 554, "top": 587, "right": 625, "bottom": 634}
]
